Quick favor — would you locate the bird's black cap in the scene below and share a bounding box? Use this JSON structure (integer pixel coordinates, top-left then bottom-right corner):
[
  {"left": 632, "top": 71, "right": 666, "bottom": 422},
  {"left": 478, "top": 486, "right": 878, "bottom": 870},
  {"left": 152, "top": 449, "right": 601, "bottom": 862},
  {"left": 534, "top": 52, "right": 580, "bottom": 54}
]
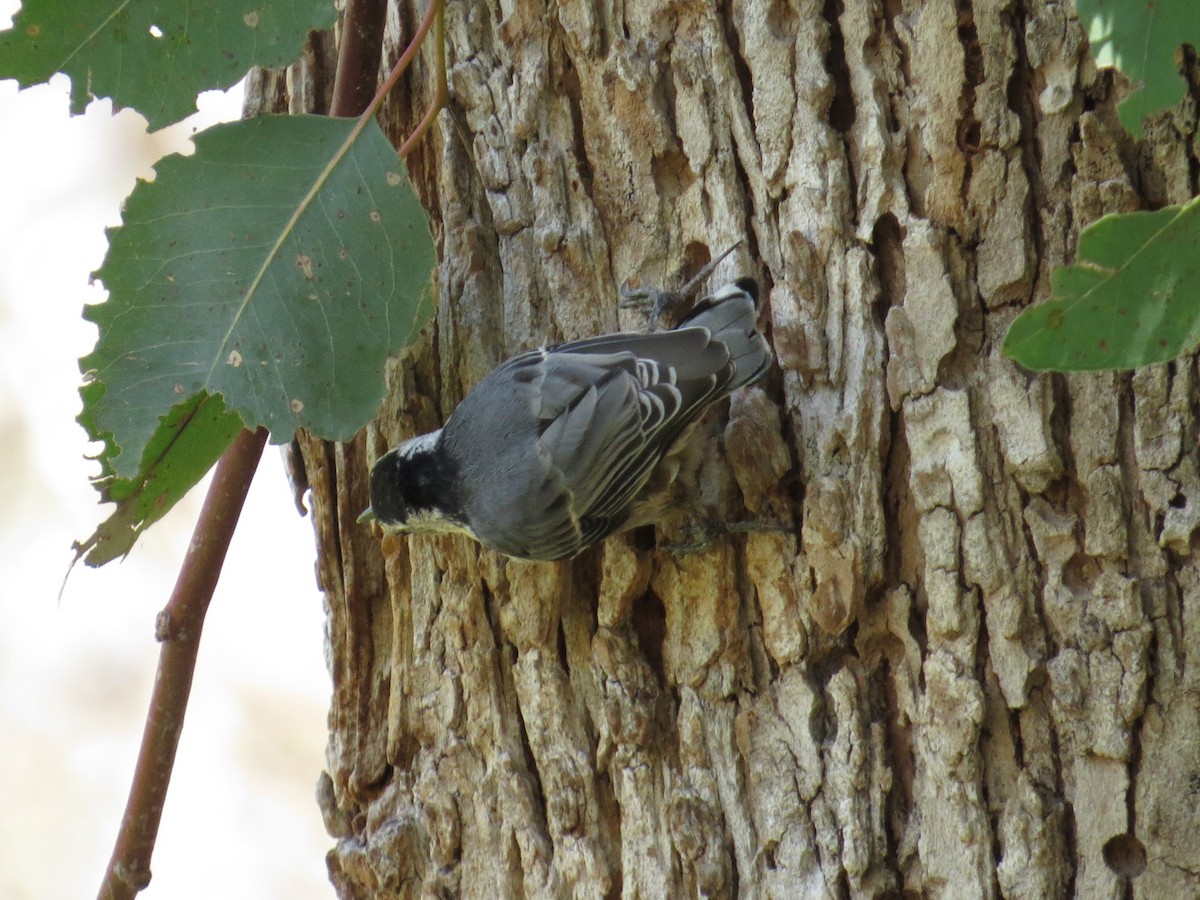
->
[
  {"left": 367, "top": 441, "right": 465, "bottom": 529},
  {"left": 733, "top": 276, "right": 760, "bottom": 306},
  {"left": 368, "top": 449, "right": 413, "bottom": 527}
]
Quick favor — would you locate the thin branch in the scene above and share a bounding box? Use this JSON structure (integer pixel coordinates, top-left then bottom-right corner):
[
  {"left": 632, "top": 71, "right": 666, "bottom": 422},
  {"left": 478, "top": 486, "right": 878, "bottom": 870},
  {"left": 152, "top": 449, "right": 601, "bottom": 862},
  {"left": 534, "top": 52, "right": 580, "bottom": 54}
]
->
[
  {"left": 97, "top": 427, "right": 268, "bottom": 900},
  {"left": 330, "top": 0, "right": 389, "bottom": 117}
]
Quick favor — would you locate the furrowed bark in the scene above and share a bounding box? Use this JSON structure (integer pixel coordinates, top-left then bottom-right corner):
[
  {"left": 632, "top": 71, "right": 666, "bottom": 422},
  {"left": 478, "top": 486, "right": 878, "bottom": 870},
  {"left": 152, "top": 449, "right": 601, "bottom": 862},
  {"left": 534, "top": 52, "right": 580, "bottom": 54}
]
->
[{"left": 253, "top": 2, "right": 1200, "bottom": 896}]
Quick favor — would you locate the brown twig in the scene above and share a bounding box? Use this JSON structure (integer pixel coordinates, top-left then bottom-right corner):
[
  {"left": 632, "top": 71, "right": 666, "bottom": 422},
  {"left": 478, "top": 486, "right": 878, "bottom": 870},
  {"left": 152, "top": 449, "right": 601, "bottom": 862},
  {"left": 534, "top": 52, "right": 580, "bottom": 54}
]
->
[
  {"left": 330, "top": 0, "right": 389, "bottom": 117},
  {"left": 96, "top": 427, "right": 268, "bottom": 900}
]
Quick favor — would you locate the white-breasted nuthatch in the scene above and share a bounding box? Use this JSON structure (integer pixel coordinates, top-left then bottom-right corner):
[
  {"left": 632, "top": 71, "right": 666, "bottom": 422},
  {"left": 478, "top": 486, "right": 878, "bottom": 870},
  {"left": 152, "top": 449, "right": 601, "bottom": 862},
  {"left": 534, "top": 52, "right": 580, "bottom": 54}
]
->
[{"left": 362, "top": 277, "right": 771, "bottom": 560}]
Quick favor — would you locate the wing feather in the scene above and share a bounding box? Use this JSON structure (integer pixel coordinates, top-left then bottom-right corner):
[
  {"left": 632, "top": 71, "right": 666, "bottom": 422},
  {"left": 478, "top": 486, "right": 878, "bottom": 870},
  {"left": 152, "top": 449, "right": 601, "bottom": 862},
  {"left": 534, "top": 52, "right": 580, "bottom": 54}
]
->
[{"left": 531, "top": 329, "right": 737, "bottom": 552}]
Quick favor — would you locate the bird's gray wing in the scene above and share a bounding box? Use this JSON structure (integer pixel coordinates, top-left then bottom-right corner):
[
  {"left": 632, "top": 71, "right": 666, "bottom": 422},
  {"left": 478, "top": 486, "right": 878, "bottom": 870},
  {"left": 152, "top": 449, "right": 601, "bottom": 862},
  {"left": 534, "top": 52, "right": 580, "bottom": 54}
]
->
[
  {"left": 444, "top": 349, "right": 584, "bottom": 559},
  {"left": 535, "top": 328, "right": 737, "bottom": 544}
]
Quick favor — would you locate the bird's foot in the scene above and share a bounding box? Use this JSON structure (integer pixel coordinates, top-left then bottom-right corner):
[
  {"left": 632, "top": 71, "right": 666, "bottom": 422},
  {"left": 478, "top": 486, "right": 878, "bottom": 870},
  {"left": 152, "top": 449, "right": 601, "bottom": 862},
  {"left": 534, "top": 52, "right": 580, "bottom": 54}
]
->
[
  {"left": 618, "top": 286, "right": 676, "bottom": 330},
  {"left": 619, "top": 241, "right": 744, "bottom": 329}
]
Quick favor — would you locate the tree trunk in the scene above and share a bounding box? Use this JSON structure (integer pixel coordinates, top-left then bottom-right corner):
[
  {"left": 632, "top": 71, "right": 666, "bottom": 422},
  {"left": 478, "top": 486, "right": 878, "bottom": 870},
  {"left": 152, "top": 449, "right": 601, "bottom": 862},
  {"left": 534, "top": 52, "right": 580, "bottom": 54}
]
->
[{"left": 268, "top": 1, "right": 1200, "bottom": 896}]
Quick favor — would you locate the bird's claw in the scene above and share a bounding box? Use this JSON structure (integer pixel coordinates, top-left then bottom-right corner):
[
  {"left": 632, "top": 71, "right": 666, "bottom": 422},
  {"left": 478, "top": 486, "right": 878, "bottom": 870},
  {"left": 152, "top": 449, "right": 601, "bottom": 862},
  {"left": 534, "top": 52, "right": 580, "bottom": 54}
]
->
[
  {"left": 619, "top": 241, "right": 745, "bottom": 330},
  {"left": 618, "top": 287, "right": 675, "bottom": 329}
]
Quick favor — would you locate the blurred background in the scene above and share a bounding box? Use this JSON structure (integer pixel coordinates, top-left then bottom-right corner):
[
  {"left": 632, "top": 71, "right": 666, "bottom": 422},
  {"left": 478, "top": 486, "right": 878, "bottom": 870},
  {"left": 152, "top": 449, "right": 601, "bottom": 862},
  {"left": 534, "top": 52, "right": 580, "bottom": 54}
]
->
[{"left": 0, "top": 4, "right": 335, "bottom": 896}]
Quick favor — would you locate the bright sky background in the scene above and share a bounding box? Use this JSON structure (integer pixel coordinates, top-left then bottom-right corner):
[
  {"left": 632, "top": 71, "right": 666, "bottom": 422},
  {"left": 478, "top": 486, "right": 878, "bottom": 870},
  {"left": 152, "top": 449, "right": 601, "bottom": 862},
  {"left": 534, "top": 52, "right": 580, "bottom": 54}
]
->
[{"left": 0, "top": 5, "right": 335, "bottom": 897}]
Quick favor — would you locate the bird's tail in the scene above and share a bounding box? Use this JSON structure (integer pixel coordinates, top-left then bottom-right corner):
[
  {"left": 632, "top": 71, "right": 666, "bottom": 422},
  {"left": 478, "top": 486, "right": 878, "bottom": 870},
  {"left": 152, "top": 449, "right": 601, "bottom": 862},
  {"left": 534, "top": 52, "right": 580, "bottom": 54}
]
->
[{"left": 679, "top": 278, "right": 772, "bottom": 392}]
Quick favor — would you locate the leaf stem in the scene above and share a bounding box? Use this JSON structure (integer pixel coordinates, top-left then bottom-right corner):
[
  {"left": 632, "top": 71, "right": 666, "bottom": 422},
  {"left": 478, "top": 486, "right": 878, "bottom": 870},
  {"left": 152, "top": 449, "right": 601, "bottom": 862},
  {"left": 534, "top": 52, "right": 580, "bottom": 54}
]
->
[
  {"left": 398, "top": 1, "right": 447, "bottom": 158},
  {"left": 96, "top": 427, "right": 267, "bottom": 900},
  {"left": 366, "top": 0, "right": 442, "bottom": 126}
]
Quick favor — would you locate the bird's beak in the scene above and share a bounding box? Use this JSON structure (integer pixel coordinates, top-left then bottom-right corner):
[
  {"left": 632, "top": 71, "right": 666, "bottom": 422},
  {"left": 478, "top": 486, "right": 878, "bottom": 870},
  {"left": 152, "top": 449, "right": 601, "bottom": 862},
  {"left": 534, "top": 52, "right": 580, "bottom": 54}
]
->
[{"left": 357, "top": 506, "right": 377, "bottom": 525}]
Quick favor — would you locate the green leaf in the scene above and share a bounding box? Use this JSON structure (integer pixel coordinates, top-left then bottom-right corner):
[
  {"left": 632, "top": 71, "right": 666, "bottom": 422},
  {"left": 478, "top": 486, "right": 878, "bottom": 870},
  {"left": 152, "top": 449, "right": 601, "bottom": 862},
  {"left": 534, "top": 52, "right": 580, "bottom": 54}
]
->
[
  {"left": 0, "top": 0, "right": 336, "bottom": 129},
  {"left": 1003, "top": 198, "right": 1200, "bottom": 371},
  {"left": 74, "top": 390, "right": 244, "bottom": 566},
  {"left": 1076, "top": 0, "right": 1199, "bottom": 137},
  {"left": 83, "top": 113, "right": 435, "bottom": 482}
]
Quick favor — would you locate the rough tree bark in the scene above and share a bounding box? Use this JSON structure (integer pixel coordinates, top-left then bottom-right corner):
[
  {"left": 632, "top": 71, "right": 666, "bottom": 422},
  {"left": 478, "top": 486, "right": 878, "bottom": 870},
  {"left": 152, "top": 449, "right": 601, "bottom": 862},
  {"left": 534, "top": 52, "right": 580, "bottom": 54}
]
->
[{"left": 259, "top": 1, "right": 1200, "bottom": 896}]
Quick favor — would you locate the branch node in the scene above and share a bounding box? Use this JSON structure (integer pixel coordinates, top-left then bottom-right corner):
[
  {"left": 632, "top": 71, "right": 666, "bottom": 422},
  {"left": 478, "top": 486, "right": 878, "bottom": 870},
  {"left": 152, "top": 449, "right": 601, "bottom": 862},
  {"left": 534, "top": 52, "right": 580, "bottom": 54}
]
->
[
  {"left": 154, "top": 611, "right": 173, "bottom": 642},
  {"left": 114, "top": 862, "right": 152, "bottom": 890}
]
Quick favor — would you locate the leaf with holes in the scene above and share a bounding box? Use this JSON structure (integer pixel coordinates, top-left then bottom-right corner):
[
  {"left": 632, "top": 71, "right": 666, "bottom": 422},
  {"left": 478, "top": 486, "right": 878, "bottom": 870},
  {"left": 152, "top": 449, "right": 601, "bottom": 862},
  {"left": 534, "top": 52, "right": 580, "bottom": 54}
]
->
[
  {"left": 0, "top": 0, "right": 336, "bottom": 129},
  {"left": 81, "top": 113, "right": 434, "bottom": 495},
  {"left": 1076, "top": 0, "right": 1200, "bottom": 137},
  {"left": 1003, "top": 199, "right": 1200, "bottom": 370}
]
